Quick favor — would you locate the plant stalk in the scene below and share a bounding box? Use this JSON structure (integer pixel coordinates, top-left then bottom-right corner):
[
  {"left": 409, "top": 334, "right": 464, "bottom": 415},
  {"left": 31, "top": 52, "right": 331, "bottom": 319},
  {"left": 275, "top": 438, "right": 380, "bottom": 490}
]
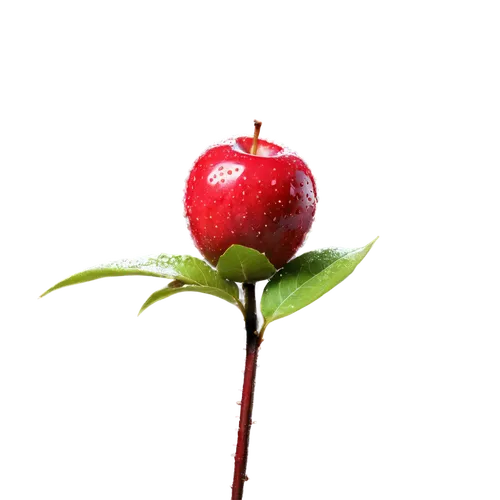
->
[
  {"left": 231, "top": 283, "right": 260, "bottom": 500},
  {"left": 250, "top": 120, "right": 262, "bottom": 155}
]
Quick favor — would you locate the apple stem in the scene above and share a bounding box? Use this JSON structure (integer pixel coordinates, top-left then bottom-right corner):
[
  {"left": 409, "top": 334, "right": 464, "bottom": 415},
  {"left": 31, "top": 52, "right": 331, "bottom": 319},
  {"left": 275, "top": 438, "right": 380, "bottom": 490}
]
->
[
  {"left": 250, "top": 120, "right": 262, "bottom": 155},
  {"left": 231, "top": 283, "right": 261, "bottom": 500}
]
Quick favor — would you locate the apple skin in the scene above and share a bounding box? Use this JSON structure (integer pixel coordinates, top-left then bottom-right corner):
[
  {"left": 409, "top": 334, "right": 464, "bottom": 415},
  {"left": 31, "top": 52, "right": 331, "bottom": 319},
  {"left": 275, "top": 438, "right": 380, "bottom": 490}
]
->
[{"left": 184, "top": 136, "right": 317, "bottom": 270}]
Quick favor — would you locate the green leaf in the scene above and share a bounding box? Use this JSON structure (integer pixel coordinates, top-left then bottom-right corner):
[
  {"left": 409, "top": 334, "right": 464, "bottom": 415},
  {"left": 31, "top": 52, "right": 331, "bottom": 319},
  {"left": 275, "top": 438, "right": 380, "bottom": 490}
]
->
[
  {"left": 261, "top": 238, "right": 378, "bottom": 324},
  {"left": 39, "top": 267, "right": 165, "bottom": 299},
  {"left": 217, "top": 245, "right": 276, "bottom": 283},
  {"left": 138, "top": 284, "right": 244, "bottom": 316},
  {"left": 41, "top": 254, "right": 239, "bottom": 299}
]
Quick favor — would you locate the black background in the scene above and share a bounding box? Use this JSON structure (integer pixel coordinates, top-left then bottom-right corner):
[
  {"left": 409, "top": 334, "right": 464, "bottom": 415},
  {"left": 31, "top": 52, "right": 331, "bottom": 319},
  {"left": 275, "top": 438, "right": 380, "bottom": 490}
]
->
[{"left": 25, "top": 107, "right": 388, "bottom": 500}]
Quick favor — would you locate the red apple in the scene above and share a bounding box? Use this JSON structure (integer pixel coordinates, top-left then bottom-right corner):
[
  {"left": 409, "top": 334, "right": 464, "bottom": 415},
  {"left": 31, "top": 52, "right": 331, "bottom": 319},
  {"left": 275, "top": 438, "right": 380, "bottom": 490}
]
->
[{"left": 184, "top": 129, "right": 317, "bottom": 270}]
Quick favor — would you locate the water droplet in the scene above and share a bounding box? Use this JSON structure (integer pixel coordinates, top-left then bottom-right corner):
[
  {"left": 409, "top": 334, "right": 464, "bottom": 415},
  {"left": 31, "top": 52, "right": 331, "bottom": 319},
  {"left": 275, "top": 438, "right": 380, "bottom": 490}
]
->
[
  {"left": 271, "top": 179, "right": 276, "bottom": 186},
  {"left": 235, "top": 167, "right": 239, "bottom": 172},
  {"left": 228, "top": 170, "right": 233, "bottom": 175},
  {"left": 209, "top": 178, "right": 213, "bottom": 183},
  {"left": 218, "top": 166, "right": 223, "bottom": 171},
  {"left": 221, "top": 179, "right": 225, "bottom": 183}
]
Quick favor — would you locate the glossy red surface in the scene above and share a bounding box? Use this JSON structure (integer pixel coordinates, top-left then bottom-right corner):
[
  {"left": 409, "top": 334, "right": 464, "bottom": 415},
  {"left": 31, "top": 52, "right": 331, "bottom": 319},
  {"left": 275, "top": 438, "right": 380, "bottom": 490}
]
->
[{"left": 184, "top": 137, "right": 317, "bottom": 270}]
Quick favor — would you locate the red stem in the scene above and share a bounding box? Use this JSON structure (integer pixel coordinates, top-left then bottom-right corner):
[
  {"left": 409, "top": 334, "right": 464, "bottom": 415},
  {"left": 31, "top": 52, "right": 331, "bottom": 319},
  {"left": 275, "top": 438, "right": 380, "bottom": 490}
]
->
[{"left": 231, "top": 283, "right": 260, "bottom": 500}]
